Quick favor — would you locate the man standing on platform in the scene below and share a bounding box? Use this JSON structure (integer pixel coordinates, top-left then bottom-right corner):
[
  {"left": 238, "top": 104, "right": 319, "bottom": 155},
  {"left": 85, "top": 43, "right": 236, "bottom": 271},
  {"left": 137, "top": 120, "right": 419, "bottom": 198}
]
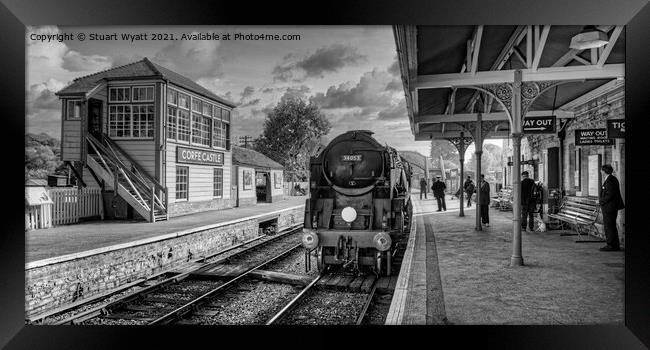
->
[
  {"left": 464, "top": 176, "right": 475, "bottom": 207},
  {"left": 521, "top": 171, "right": 536, "bottom": 232},
  {"left": 598, "top": 164, "right": 625, "bottom": 251},
  {"left": 419, "top": 177, "right": 428, "bottom": 200},
  {"left": 479, "top": 175, "right": 490, "bottom": 227},
  {"left": 432, "top": 176, "right": 447, "bottom": 211}
]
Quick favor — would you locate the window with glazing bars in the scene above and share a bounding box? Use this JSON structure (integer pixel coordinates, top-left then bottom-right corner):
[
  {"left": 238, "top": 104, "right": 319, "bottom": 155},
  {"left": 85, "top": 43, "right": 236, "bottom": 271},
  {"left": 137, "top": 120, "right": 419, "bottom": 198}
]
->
[
  {"left": 191, "top": 113, "right": 211, "bottom": 146},
  {"left": 213, "top": 119, "right": 224, "bottom": 148},
  {"left": 108, "top": 105, "right": 132, "bottom": 137},
  {"left": 177, "top": 109, "right": 190, "bottom": 142},
  {"left": 132, "top": 86, "right": 154, "bottom": 102},
  {"left": 213, "top": 168, "right": 223, "bottom": 197},
  {"left": 176, "top": 166, "right": 189, "bottom": 200},
  {"left": 132, "top": 105, "right": 154, "bottom": 138},
  {"left": 167, "top": 106, "right": 177, "bottom": 139}
]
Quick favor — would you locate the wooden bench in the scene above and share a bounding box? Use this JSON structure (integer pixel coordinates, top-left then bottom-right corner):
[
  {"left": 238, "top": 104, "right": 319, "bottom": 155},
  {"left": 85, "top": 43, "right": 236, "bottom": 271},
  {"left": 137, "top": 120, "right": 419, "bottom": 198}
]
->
[{"left": 547, "top": 196, "right": 605, "bottom": 243}]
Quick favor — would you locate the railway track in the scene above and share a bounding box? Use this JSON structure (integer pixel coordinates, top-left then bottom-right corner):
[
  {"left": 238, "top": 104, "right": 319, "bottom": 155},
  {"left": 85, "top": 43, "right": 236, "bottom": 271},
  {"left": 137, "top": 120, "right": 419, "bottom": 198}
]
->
[
  {"left": 266, "top": 271, "right": 378, "bottom": 325},
  {"left": 30, "top": 219, "right": 410, "bottom": 325},
  {"left": 28, "top": 225, "right": 303, "bottom": 325}
]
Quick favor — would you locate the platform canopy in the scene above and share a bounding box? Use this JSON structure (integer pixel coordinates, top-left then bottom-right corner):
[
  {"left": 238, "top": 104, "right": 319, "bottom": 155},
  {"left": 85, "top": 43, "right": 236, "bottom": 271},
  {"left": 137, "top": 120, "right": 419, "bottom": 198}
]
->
[{"left": 393, "top": 25, "right": 625, "bottom": 140}]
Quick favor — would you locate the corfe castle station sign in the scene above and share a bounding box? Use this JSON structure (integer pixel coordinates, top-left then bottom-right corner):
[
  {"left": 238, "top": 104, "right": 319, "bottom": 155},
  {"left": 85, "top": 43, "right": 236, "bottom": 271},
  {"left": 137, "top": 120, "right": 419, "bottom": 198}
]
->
[{"left": 177, "top": 146, "right": 224, "bottom": 166}]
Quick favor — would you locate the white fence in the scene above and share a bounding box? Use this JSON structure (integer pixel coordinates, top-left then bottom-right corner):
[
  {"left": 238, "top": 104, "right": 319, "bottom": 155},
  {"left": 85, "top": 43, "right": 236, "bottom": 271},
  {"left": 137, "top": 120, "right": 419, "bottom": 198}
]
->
[
  {"left": 25, "top": 204, "right": 53, "bottom": 230},
  {"left": 48, "top": 187, "right": 103, "bottom": 226}
]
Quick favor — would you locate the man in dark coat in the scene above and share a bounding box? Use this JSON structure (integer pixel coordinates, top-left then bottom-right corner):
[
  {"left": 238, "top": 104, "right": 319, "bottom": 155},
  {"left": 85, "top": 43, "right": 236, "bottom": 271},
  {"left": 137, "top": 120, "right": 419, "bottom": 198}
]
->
[
  {"left": 463, "top": 176, "right": 475, "bottom": 207},
  {"left": 419, "top": 177, "right": 428, "bottom": 200},
  {"left": 598, "top": 164, "right": 625, "bottom": 251},
  {"left": 431, "top": 176, "right": 447, "bottom": 211},
  {"left": 479, "top": 175, "right": 490, "bottom": 226},
  {"left": 520, "top": 171, "right": 536, "bottom": 232}
]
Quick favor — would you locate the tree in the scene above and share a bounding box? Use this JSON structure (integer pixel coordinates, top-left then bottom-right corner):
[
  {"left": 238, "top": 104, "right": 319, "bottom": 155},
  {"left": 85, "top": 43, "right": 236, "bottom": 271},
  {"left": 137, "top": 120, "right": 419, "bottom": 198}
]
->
[
  {"left": 465, "top": 143, "right": 503, "bottom": 180},
  {"left": 25, "top": 133, "right": 66, "bottom": 180},
  {"left": 254, "top": 97, "right": 332, "bottom": 181},
  {"left": 430, "top": 140, "right": 460, "bottom": 169}
]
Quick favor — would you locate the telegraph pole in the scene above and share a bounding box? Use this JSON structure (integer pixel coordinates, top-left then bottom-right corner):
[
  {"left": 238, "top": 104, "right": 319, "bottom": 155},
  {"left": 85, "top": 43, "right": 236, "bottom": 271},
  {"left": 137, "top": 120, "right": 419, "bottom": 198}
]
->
[{"left": 239, "top": 136, "right": 253, "bottom": 148}]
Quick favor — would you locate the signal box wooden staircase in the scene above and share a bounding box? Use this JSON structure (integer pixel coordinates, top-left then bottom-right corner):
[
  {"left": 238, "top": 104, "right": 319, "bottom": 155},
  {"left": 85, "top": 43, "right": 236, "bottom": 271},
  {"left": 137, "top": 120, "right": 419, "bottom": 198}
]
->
[{"left": 85, "top": 134, "right": 168, "bottom": 222}]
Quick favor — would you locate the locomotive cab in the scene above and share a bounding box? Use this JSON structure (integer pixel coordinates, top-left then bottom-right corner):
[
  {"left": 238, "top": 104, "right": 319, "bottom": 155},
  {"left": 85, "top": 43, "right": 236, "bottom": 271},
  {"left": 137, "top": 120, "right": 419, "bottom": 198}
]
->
[{"left": 302, "top": 130, "right": 412, "bottom": 276}]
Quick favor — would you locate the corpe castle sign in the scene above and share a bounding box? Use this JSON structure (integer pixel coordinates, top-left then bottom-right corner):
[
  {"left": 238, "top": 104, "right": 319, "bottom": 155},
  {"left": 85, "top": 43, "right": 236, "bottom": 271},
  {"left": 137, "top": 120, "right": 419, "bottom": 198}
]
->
[{"left": 177, "top": 146, "right": 224, "bottom": 166}]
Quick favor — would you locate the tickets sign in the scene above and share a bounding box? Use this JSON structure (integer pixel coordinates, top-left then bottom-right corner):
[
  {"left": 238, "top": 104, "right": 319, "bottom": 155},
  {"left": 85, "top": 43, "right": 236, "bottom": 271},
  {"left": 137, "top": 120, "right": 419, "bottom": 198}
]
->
[
  {"left": 575, "top": 129, "right": 613, "bottom": 145},
  {"left": 606, "top": 119, "right": 625, "bottom": 138},
  {"left": 523, "top": 116, "right": 556, "bottom": 134},
  {"left": 177, "top": 146, "right": 224, "bottom": 166}
]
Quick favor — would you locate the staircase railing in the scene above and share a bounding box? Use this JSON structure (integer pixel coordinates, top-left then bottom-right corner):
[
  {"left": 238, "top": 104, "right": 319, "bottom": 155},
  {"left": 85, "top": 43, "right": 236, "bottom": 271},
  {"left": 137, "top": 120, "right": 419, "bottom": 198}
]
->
[
  {"left": 103, "top": 136, "right": 168, "bottom": 213},
  {"left": 86, "top": 135, "right": 151, "bottom": 212}
]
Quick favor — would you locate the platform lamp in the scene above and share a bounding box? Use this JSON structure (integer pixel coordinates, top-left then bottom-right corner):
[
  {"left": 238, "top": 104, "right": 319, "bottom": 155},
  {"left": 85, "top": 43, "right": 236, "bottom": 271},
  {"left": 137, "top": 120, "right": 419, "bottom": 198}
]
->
[{"left": 569, "top": 25, "right": 609, "bottom": 50}]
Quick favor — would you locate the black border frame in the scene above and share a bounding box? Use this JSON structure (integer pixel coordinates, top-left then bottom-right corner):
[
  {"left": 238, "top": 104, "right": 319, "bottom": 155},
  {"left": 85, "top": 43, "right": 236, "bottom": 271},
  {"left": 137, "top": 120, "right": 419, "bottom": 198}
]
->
[{"left": 2, "top": 0, "right": 649, "bottom": 348}]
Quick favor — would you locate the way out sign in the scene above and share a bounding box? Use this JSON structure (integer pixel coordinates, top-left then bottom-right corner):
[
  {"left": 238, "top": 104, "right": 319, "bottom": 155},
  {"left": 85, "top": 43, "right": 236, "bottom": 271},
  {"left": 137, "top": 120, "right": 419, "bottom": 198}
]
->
[
  {"left": 607, "top": 119, "right": 625, "bottom": 138},
  {"left": 575, "top": 129, "right": 613, "bottom": 145},
  {"left": 523, "top": 116, "right": 556, "bottom": 134}
]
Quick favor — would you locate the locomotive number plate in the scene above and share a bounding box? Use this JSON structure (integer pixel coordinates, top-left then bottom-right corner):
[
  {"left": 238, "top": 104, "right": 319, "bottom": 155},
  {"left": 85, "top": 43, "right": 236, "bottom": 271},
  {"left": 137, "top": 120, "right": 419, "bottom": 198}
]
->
[{"left": 341, "top": 154, "right": 363, "bottom": 162}]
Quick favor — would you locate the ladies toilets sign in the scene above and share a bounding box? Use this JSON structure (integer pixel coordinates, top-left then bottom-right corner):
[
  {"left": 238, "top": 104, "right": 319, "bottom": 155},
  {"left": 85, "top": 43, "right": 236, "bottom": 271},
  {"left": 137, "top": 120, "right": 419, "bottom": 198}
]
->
[{"left": 575, "top": 129, "right": 614, "bottom": 145}]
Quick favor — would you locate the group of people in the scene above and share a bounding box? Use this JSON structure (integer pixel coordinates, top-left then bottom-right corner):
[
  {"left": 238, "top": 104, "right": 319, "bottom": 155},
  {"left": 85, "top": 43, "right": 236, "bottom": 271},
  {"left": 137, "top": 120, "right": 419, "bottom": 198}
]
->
[
  {"left": 419, "top": 175, "right": 491, "bottom": 225},
  {"left": 419, "top": 176, "right": 448, "bottom": 212},
  {"left": 416, "top": 164, "right": 624, "bottom": 252}
]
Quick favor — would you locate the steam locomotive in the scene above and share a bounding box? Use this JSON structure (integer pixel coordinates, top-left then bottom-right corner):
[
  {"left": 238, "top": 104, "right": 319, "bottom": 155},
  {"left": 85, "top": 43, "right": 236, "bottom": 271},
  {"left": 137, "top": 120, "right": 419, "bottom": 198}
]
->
[{"left": 301, "top": 130, "right": 412, "bottom": 276}]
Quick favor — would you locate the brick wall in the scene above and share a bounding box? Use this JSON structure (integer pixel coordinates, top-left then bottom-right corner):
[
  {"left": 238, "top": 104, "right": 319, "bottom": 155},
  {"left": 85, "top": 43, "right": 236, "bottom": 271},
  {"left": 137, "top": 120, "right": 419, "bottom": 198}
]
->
[{"left": 25, "top": 205, "right": 304, "bottom": 317}]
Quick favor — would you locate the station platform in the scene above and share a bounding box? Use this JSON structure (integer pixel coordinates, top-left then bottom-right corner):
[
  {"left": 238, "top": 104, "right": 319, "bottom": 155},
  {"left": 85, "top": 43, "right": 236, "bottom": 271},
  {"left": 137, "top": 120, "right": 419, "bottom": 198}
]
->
[
  {"left": 26, "top": 196, "right": 306, "bottom": 263},
  {"left": 386, "top": 196, "right": 624, "bottom": 325}
]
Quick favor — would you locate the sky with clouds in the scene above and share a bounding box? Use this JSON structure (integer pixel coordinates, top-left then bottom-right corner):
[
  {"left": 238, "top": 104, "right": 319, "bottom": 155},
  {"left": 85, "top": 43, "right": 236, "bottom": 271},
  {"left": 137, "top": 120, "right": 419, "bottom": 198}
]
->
[{"left": 26, "top": 25, "right": 498, "bottom": 157}]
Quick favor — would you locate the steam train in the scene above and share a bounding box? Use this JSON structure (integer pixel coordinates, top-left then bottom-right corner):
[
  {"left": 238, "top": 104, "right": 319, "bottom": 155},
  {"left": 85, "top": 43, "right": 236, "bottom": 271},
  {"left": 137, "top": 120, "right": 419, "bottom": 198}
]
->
[{"left": 301, "top": 130, "right": 412, "bottom": 276}]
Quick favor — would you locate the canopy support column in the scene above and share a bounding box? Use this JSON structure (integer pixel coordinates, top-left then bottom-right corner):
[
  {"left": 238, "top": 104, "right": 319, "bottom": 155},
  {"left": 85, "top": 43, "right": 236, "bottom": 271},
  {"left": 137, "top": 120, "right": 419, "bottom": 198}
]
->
[
  {"left": 510, "top": 70, "right": 524, "bottom": 266},
  {"left": 475, "top": 113, "right": 483, "bottom": 231},
  {"left": 446, "top": 132, "right": 473, "bottom": 218}
]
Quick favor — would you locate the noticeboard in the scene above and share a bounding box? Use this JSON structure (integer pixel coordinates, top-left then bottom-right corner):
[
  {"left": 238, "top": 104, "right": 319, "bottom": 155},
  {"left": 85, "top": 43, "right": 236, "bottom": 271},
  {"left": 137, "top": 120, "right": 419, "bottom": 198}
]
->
[
  {"left": 575, "top": 129, "right": 613, "bottom": 145},
  {"left": 606, "top": 119, "right": 625, "bottom": 138}
]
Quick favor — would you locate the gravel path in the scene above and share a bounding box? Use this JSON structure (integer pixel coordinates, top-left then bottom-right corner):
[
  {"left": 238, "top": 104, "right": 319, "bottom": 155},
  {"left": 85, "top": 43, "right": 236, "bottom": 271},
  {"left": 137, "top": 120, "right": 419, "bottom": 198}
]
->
[
  {"left": 264, "top": 249, "right": 319, "bottom": 277},
  {"left": 184, "top": 281, "right": 301, "bottom": 325},
  {"left": 278, "top": 290, "right": 368, "bottom": 325}
]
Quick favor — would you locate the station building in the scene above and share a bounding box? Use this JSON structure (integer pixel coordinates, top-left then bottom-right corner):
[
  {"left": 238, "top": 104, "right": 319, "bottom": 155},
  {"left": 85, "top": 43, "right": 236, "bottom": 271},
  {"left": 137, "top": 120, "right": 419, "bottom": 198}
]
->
[
  {"left": 232, "top": 145, "right": 285, "bottom": 207},
  {"left": 516, "top": 80, "right": 626, "bottom": 238},
  {"left": 55, "top": 58, "right": 237, "bottom": 221}
]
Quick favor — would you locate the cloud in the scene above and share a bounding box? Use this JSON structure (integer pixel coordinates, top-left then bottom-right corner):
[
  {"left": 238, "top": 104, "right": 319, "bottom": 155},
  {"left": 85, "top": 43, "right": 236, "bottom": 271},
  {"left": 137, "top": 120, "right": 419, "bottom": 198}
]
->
[
  {"left": 387, "top": 59, "right": 400, "bottom": 76},
  {"left": 385, "top": 78, "right": 402, "bottom": 91},
  {"left": 153, "top": 33, "right": 224, "bottom": 79},
  {"left": 272, "top": 44, "right": 367, "bottom": 82},
  {"left": 62, "top": 50, "right": 112, "bottom": 72},
  {"left": 240, "top": 86, "right": 255, "bottom": 100},
  {"left": 310, "top": 69, "right": 396, "bottom": 109},
  {"left": 281, "top": 85, "right": 311, "bottom": 101},
  {"left": 239, "top": 98, "right": 261, "bottom": 108},
  {"left": 26, "top": 78, "right": 69, "bottom": 138},
  {"left": 111, "top": 53, "right": 146, "bottom": 68},
  {"left": 377, "top": 100, "right": 407, "bottom": 120}
]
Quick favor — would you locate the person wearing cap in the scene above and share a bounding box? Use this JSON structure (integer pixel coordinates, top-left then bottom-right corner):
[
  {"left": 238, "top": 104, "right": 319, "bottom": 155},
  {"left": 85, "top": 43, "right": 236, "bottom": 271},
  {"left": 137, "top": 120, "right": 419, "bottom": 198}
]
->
[
  {"left": 431, "top": 176, "right": 447, "bottom": 211},
  {"left": 598, "top": 164, "right": 625, "bottom": 251},
  {"left": 520, "top": 171, "right": 536, "bottom": 232}
]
